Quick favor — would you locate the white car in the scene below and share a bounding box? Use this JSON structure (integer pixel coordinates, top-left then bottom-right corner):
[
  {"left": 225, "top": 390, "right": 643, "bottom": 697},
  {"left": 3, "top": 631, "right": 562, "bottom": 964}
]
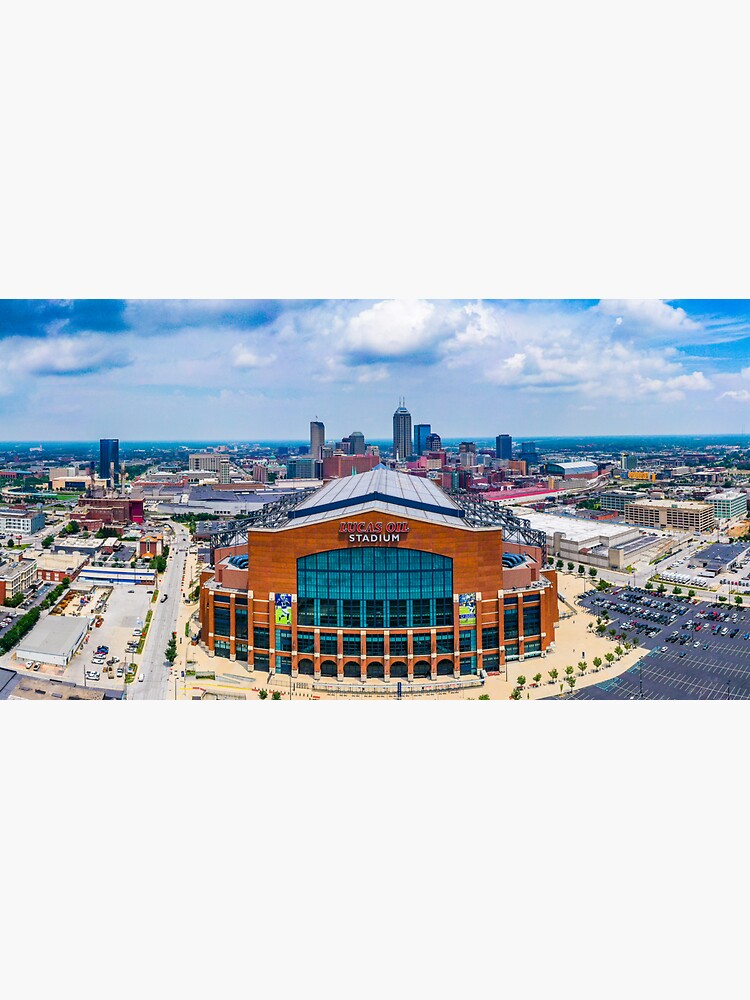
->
[{"left": 138, "top": 672, "right": 145, "bottom": 682}]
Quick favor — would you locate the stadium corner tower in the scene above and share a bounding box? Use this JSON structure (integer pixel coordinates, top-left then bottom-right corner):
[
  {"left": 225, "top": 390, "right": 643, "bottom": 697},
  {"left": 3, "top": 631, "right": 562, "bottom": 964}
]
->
[{"left": 199, "top": 468, "right": 559, "bottom": 682}]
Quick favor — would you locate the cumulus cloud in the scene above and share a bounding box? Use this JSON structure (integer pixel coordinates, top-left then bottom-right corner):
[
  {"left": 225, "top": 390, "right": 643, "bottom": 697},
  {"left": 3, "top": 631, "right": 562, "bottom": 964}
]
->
[
  {"left": 597, "top": 299, "right": 702, "bottom": 335},
  {"left": 720, "top": 390, "right": 750, "bottom": 402},
  {"left": 7, "top": 335, "right": 132, "bottom": 376},
  {"left": 341, "top": 299, "right": 450, "bottom": 361},
  {"left": 231, "top": 342, "right": 276, "bottom": 369}
]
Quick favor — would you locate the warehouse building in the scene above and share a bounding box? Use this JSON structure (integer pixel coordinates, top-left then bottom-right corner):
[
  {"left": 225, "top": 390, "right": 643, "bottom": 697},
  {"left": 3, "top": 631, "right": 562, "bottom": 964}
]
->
[
  {"left": 15, "top": 615, "right": 91, "bottom": 668},
  {"left": 199, "top": 468, "right": 558, "bottom": 681},
  {"left": 509, "top": 509, "right": 669, "bottom": 571}
]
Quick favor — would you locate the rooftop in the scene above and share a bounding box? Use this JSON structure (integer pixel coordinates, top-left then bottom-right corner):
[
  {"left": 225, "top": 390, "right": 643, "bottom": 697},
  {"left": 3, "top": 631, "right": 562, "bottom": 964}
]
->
[{"left": 15, "top": 615, "right": 91, "bottom": 658}]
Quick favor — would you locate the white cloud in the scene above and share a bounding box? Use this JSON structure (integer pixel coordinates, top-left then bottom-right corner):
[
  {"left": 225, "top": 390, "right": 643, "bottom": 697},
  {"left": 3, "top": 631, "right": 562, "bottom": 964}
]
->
[
  {"left": 342, "top": 299, "right": 444, "bottom": 358},
  {"left": 720, "top": 390, "right": 750, "bottom": 402},
  {"left": 7, "top": 335, "right": 132, "bottom": 376},
  {"left": 231, "top": 342, "right": 276, "bottom": 369},
  {"left": 597, "top": 299, "right": 702, "bottom": 334}
]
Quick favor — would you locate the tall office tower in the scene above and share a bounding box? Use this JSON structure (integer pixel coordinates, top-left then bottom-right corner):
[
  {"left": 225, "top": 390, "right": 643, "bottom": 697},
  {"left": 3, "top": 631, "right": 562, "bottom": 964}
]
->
[
  {"left": 425, "top": 432, "right": 442, "bottom": 451},
  {"left": 310, "top": 420, "right": 325, "bottom": 461},
  {"left": 99, "top": 438, "right": 119, "bottom": 485},
  {"left": 495, "top": 434, "right": 512, "bottom": 460},
  {"left": 414, "top": 423, "right": 431, "bottom": 456},
  {"left": 392, "top": 399, "right": 412, "bottom": 461},
  {"left": 519, "top": 441, "right": 538, "bottom": 466},
  {"left": 220, "top": 457, "right": 230, "bottom": 484},
  {"left": 459, "top": 441, "right": 477, "bottom": 457},
  {"left": 348, "top": 431, "right": 366, "bottom": 455}
]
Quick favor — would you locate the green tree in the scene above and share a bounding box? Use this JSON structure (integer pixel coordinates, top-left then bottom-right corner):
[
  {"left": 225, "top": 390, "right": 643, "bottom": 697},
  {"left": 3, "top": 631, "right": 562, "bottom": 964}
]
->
[
  {"left": 593, "top": 656, "right": 602, "bottom": 670},
  {"left": 565, "top": 665, "right": 574, "bottom": 677},
  {"left": 614, "top": 645, "right": 623, "bottom": 658},
  {"left": 272, "top": 690, "right": 281, "bottom": 700},
  {"left": 589, "top": 567, "right": 597, "bottom": 578},
  {"left": 165, "top": 636, "right": 177, "bottom": 666},
  {"left": 719, "top": 595, "right": 727, "bottom": 603},
  {"left": 578, "top": 564, "right": 585, "bottom": 575},
  {"left": 516, "top": 675, "right": 526, "bottom": 689},
  {"left": 41, "top": 535, "right": 54, "bottom": 549},
  {"left": 596, "top": 624, "right": 606, "bottom": 635},
  {"left": 7, "top": 539, "right": 14, "bottom": 549},
  {"left": 478, "top": 694, "right": 490, "bottom": 700},
  {"left": 577, "top": 661, "right": 586, "bottom": 674},
  {"left": 533, "top": 672, "right": 542, "bottom": 685},
  {"left": 673, "top": 586, "right": 682, "bottom": 595},
  {"left": 657, "top": 583, "right": 667, "bottom": 594},
  {"left": 605, "top": 652, "right": 615, "bottom": 665},
  {"left": 567, "top": 562, "right": 574, "bottom": 572},
  {"left": 548, "top": 668, "right": 559, "bottom": 683},
  {"left": 735, "top": 595, "right": 743, "bottom": 606},
  {"left": 555, "top": 559, "right": 563, "bottom": 570},
  {"left": 688, "top": 589, "right": 696, "bottom": 598},
  {"left": 66, "top": 520, "right": 80, "bottom": 535},
  {"left": 645, "top": 581, "right": 653, "bottom": 591},
  {"left": 510, "top": 688, "right": 522, "bottom": 700},
  {"left": 258, "top": 689, "right": 268, "bottom": 700},
  {"left": 566, "top": 676, "right": 576, "bottom": 691},
  {"left": 608, "top": 628, "right": 616, "bottom": 638}
]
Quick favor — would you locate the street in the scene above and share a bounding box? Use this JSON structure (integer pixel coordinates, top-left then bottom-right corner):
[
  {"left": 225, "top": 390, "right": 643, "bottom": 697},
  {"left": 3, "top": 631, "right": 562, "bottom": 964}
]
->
[{"left": 130, "top": 522, "right": 191, "bottom": 700}]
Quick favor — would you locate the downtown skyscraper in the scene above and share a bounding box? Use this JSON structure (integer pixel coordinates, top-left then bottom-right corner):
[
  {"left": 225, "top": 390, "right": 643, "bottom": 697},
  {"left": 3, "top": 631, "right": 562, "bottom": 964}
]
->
[{"left": 392, "top": 399, "right": 412, "bottom": 462}]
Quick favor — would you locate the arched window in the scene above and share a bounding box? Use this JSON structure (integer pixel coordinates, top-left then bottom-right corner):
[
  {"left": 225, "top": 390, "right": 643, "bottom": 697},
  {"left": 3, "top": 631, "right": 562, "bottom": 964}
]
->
[
  {"left": 390, "top": 661, "right": 408, "bottom": 679},
  {"left": 320, "top": 660, "right": 337, "bottom": 678},
  {"left": 298, "top": 658, "right": 314, "bottom": 676},
  {"left": 413, "top": 660, "right": 431, "bottom": 679},
  {"left": 437, "top": 658, "right": 454, "bottom": 676},
  {"left": 344, "top": 661, "right": 361, "bottom": 678},
  {"left": 367, "top": 661, "right": 385, "bottom": 680}
]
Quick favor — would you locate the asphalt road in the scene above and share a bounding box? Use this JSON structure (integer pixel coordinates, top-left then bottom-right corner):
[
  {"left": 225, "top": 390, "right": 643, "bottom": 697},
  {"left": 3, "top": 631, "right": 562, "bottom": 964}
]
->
[{"left": 130, "top": 523, "right": 190, "bottom": 701}]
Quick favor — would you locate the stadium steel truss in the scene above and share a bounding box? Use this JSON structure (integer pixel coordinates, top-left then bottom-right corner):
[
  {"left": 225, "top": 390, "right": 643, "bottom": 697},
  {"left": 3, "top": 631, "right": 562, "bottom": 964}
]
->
[
  {"left": 208, "top": 486, "right": 546, "bottom": 565},
  {"left": 451, "top": 493, "right": 547, "bottom": 562}
]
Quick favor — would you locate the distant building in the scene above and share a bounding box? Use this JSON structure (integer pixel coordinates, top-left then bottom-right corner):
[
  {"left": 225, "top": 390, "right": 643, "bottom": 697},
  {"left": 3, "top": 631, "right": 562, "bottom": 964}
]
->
[
  {"left": 620, "top": 452, "right": 638, "bottom": 471},
  {"left": 392, "top": 399, "right": 412, "bottom": 462},
  {"left": 598, "top": 489, "right": 641, "bottom": 514},
  {"left": 348, "top": 431, "right": 366, "bottom": 455},
  {"left": 707, "top": 490, "right": 748, "bottom": 521},
  {"left": 414, "top": 424, "right": 431, "bottom": 456},
  {"left": 546, "top": 461, "right": 598, "bottom": 480},
  {"left": 519, "top": 442, "right": 538, "bottom": 467},
  {"left": 310, "top": 421, "right": 325, "bottom": 461},
  {"left": 253, "top": 463, "right": 269, "bottom": 484},
  {"left": 287, "top": 457, "right": 324, "bottom": 480},
  {"left": 0, "top": 508, "right": 45, "bottom": 534},
  {"left": 495, "top": 434, "right": 512, "bottom": 460},
  {"left": 0, "top": 554, "right": 37, "bottom": 603},
  {"left": 425, "top": 433, "right": 442, "bottom": 452},
  {"left": 99, "top": 438, "right": 120, "bottom": 485},
  {"left": 36, "top": 550, "right": 87, "bottom": 584},
  {"left": 189, "top": 453, "right": 222, "bottom": 474},
  {"left": 323, "top": 454, "right": 380, "bottom": 478},
  {"left": 139, "top": 535, "right": 164, "bottom": 558},
  {"left": 623, "top": 498, "right": 715, "bottom": 533}
]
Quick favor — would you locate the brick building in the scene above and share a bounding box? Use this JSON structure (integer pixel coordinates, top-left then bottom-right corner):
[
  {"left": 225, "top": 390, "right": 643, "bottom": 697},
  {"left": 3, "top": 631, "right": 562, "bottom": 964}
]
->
[{"left": 199, "top": 468, "right": 558, "bottom": 682}]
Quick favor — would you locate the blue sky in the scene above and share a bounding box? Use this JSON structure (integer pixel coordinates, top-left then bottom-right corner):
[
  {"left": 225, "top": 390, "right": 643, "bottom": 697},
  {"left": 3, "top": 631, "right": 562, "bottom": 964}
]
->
[{"left": 2, "top": 299, "right": 750, "bottom": 440}]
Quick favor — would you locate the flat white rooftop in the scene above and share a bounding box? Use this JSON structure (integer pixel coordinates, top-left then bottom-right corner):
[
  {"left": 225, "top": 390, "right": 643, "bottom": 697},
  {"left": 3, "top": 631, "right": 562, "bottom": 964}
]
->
[{"left": 15, "top": 615, "right": 91, "bottom": 660}]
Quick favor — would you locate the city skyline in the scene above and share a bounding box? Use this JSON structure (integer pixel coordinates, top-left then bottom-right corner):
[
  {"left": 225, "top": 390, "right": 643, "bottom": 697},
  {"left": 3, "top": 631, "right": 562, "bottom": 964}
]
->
[{"left": 3, "top": 299, "right": 750, "bottom": 439}]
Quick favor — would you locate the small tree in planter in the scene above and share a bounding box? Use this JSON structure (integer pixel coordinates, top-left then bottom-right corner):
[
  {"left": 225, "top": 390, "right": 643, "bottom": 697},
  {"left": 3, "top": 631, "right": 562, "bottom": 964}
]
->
[
  {"left": 566, "top": 676, "right": 576, "bottom": 692},
  {"left": 593, "top": 656, "right": 603, "bottom": 671},
  {"left": 533, "top": 672, "right": 542, "bottom": 686},
  {"left": 614, "top": 645, "right": 623, "bottom": 658},
  {"left": 258, "top": 689, "right": 268, "bottom": 700},
  {"left": 564, "top": 665, "right": 574, "bottom": 678},
  {"left": 510, "top": 687, "right": 522, "bottom": 700},
  {"left": 589, "top": 567, "right": 597, "bottom": 578},
  {"left": 577, "top": 661, "right": 586, "bottom": 674},
  {"left": 548, "top": 667, "right": 559, "bottom": 684},
  {"left": 605, "top": 652, "right": 615, "bottom": 665},
  {"left": 516, "top": 675, "right": 526, "bottom": 690}
]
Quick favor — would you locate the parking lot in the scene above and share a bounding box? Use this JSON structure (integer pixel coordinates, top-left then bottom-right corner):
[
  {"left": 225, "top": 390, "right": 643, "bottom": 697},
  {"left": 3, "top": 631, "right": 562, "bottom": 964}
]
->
[{"left": 570, "top": 584, "right": 750, "bottom": 699}]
